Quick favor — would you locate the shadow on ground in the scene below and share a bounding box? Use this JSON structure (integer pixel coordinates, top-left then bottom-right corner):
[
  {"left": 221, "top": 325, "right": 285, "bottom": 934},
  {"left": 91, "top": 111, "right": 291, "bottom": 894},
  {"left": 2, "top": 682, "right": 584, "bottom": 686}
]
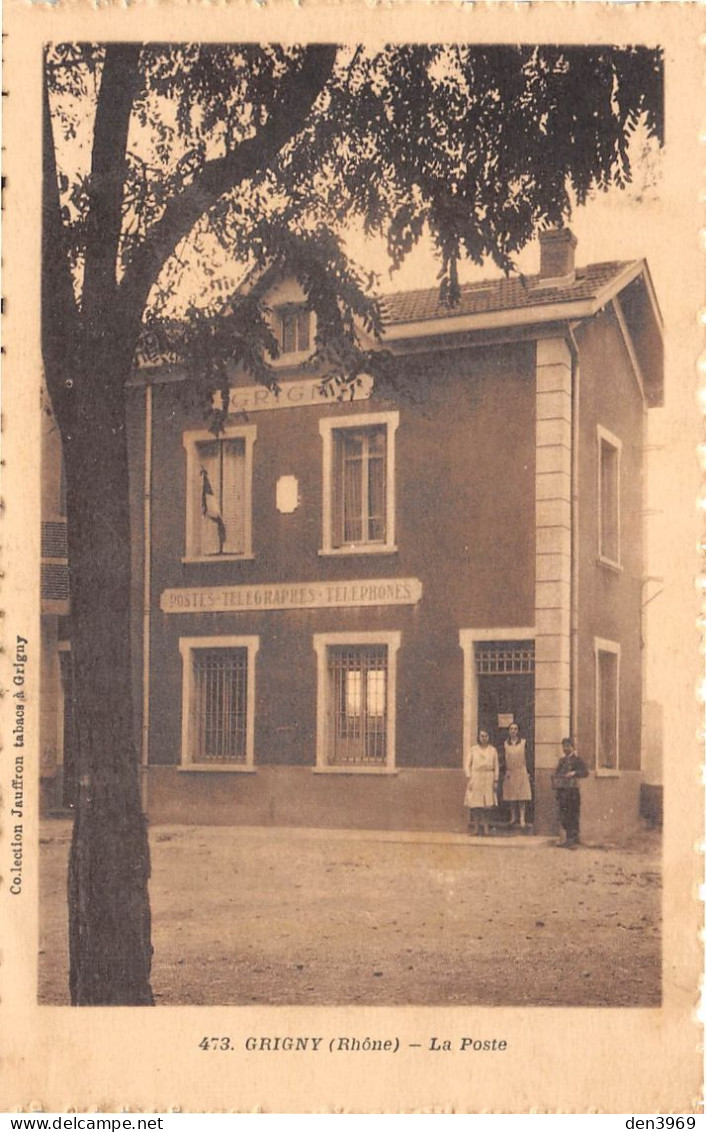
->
[{"left": 39, "top": 823, "right": 661, "bottom": 1007}]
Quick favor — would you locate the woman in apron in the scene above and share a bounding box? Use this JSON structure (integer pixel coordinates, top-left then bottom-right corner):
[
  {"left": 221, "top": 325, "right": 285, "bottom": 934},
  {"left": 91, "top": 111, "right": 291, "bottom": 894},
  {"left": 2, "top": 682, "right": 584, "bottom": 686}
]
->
[
  {"left": 503, "top": 722, "right": 532, "bottom": 830},
  {"left": 463, "top": 730, "right": 499, "bottom": 836}
]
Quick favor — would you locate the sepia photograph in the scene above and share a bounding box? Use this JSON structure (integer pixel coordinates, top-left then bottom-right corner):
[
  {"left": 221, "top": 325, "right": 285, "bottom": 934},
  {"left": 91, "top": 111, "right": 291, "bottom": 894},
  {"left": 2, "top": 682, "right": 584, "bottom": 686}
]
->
[
  {"left": 2, "top": 1, "right": 702, "bottom": 1113},
  {"left": 38, "top": 39, "right": 666, "bottom": 1009}
]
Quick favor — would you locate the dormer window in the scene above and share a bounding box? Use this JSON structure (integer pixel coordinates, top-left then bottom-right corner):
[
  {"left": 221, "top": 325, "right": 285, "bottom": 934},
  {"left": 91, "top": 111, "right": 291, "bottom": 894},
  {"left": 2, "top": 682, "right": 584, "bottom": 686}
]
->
[{"left": 275, "top": 305, "right": 312, "bottom": 358}]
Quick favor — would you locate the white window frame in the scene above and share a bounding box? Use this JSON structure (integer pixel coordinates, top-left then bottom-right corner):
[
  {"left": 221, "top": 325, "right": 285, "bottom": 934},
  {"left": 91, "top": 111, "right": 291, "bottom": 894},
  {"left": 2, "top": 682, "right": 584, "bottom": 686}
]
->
[
  {"left": 182, "top": 425, "right": 257, "bottom": 564},
  {"left": 313, "top": 631, "right": 401, "bottom": 774},
  {"left": 459, "top": 627, "right": 536, "bottom": 772},
  {"left": 594, "top": 636, "right": 620, "bottom": 776},
  {"left": 270, "top": 305, "right": 316, "bottom": 368},
  {"left": 319, "top": 411, "right": 399, "bottom": 556},
  {"left": 178, "top": 635, "right": 259, "bottom": 772},
  {"left": 597, "top": 425, "right": 622, "bottom": 570}
]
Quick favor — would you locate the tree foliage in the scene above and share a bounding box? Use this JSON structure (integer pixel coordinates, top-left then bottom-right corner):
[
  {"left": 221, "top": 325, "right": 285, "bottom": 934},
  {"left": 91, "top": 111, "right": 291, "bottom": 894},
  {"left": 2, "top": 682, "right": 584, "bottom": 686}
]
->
[{"left": 47, "top": 43, "right": 663, "bottom": 365}]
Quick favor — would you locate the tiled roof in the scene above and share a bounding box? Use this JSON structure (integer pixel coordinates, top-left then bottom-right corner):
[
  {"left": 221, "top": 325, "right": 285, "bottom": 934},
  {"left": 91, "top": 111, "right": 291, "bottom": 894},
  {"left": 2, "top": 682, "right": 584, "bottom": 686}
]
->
[
  {"left": 134, "top": 258, "right": 646, "bottom": 370},
  {"left": 380, "top": 261, "right": 631, "bottom": 327}
]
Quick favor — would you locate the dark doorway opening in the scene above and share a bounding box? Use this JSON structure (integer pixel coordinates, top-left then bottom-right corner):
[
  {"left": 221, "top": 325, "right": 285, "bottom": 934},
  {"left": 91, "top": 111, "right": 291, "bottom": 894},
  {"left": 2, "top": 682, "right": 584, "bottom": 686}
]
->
[{"left": 475, "top": 640, "right": 535, "bottom": 827}]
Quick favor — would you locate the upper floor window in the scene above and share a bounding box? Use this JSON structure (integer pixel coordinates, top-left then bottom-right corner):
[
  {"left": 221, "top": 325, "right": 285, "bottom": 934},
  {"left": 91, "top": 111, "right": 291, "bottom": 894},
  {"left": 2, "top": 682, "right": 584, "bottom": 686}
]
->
[
  {"left": 183, "top": 426, "right": 257, "bottom": 562},
  {"left": 319, "top": 412, "right": 399, "bottom": 556},
  {"left": 274, "top": 305, "right": 312, "bottom": 360},
  {"left": 597, "top": 425, "right": 622, "bottom": 568}
]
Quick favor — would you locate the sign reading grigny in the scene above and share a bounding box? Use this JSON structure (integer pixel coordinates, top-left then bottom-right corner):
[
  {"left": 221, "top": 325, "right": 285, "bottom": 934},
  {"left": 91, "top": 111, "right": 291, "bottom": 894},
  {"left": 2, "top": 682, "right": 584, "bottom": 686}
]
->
[
  {"left": 220, "top": 374, "right": 374, "bottom": 415},
  {"left": 161, "top": 577, "right": 422, "bottom": 614}
]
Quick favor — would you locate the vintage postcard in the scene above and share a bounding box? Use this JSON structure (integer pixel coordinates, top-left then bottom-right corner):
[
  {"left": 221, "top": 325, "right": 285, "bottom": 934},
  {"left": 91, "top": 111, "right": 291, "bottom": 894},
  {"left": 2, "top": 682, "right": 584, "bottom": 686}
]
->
[{"left": 1, "top": 0, "right": 703, "bottom": 1114}]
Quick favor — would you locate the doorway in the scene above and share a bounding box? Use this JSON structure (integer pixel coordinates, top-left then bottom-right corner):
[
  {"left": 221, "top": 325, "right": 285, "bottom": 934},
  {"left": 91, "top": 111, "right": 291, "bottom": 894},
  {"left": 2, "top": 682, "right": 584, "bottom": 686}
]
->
[{"left": 475, "top": 640, "right": 535, "bottom": 825}]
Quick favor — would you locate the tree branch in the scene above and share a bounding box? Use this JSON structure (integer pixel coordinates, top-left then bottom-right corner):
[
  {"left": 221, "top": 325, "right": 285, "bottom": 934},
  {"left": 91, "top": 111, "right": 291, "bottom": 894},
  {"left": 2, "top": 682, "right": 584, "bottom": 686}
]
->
[
  {"left": 118, "top": 44, "right": 338, "bottom": 330},
  {"left": 82, "top": 43, "right": 143, "bottom": 332},
  {"left": 42, "top": 62, "right": 80, "bottom": 429}
]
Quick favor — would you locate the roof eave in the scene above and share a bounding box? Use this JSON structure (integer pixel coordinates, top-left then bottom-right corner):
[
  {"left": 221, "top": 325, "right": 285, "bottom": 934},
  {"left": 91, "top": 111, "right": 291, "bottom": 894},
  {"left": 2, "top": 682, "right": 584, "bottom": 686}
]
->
[
  {"left": 382, "top": 260, "right": 659, "bottom": 344},
  {"left": 382, "top": 297, "right": 598, "bottom": 342},
  {"left": 382, "top": 259, "right": 664, "bottom": 409}
]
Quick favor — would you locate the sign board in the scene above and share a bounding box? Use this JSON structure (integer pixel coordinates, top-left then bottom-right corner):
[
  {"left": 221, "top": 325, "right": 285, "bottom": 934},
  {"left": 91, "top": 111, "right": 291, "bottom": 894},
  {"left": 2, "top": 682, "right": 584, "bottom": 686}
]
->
[
  {"left": 221, "top": 374, "right": 374, "bottom": 415},
  {"left": 161, "top": 577, "right": 422, "bottom": 614}
]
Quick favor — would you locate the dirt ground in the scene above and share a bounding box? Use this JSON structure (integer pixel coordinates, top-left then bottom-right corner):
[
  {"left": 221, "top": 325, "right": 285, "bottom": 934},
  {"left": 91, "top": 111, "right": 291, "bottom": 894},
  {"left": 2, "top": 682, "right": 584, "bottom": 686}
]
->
[{"left": 39, "top": 822, "right": 661, "bottom": 1007}]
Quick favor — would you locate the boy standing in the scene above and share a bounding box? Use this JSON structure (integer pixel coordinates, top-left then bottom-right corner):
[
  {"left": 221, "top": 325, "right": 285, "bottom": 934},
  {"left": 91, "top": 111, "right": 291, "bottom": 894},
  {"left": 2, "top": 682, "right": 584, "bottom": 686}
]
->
[{"left": 552, "top": 737, "right": 589, "bottom": 848}]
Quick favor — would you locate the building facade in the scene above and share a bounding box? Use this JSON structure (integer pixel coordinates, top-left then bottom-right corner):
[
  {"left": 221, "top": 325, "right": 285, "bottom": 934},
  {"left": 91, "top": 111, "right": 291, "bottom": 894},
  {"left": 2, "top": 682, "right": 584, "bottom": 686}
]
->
[{"left": 43, "top": 230, "right": 664, "bottom": 840}]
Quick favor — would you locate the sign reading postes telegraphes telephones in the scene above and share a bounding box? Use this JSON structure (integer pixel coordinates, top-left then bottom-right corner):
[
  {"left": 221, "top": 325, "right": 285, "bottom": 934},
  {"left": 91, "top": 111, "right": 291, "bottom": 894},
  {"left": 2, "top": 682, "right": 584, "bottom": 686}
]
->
[{"left": 160, "top": 577, "right": 423, "bottom": 614}]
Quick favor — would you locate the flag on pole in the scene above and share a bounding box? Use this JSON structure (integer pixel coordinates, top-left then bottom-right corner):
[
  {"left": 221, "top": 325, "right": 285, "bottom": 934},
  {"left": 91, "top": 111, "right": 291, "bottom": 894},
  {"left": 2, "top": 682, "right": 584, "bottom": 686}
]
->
[{"left": 201, "top": 467, "right": 226, "bottom": 553}]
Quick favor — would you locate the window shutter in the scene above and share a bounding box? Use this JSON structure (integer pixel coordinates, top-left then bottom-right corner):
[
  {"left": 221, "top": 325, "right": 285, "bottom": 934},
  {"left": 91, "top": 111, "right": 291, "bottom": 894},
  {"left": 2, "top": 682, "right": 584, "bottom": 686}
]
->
[
  {"left": 297, "top": 309, "right": 310, "bottom": 352},
  {"left": 599, "top": 438, "right": 620, "bottom": 562},
  {"left": 221, "top": 438, "right": 246, "bottom": 554},
  {"left": 332, "top": 431, "right": 345, "bottom": 546},
  {"left": 281, "top": 311, "right": 297, "bottom": 354},
  {"left": 196, "top": 440, "right": 220, "bottom": 557},
  {"left": 342, "top": 432, "right": 364, "bottom": 543},
  {"left": 367, "top": 429, "right": 386, "bottom": 541}
]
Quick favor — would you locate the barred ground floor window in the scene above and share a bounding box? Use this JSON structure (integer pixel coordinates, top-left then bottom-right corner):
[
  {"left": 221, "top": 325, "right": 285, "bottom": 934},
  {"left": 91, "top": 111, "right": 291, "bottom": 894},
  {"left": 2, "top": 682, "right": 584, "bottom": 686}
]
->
[
  {"left": 173, "top": 628, "right": 623, "bottom": 777},
  {"left": 313, "top": 631, "right": 401, "bottom": 773},
  {"left": 179, "top": 636, "right": 259, "bottom": 770}
]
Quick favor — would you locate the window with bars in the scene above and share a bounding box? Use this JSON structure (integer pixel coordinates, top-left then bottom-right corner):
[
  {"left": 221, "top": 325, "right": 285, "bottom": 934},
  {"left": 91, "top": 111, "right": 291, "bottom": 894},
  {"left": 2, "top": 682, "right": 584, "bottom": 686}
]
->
[
  {"left": 595, "top": 641, "right": 620, "bottom": 771},
  {"left": 328, "top": 645, "right": 389, "bottom": 766},
  {"left": 180, "top": 638, "right": 259, "bottom": 768},
  {"left": 41, "top": 563, "right": 70, "bottom": 602},
  {"left": 42, "top": 520, "right": 68, "bottom": 559},
  {"left": 474, "top": 642, "right": 535, "bottom": 675},
  {"left": 191, "top": 648, "right": 248, "bottom": 763},
  {"left": 598, "top": 426, "right": 621, "bottom": 566},
  {"left": 184, "top": 427, "right": 256, "bottom": 561},
  {"left": 41, "top": 519, "right": 70, "bottom": 605}
]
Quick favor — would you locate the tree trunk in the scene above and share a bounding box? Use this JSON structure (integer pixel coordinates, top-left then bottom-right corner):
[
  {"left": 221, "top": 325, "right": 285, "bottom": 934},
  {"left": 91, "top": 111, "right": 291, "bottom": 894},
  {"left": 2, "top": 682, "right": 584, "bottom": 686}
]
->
[
  {"left": 62, "top": 348, "right": 153, "bottom": 1006},
  {"left": 42, "top": 44, "right": 338, "bottom": 1006}
]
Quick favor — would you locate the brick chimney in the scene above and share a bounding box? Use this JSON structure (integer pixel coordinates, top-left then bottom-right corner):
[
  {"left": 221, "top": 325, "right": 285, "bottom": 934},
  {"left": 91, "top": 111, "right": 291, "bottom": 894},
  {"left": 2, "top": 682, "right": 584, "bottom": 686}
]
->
[{"left": 538, "top": 228, "right": 577, "bottom": 282}]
